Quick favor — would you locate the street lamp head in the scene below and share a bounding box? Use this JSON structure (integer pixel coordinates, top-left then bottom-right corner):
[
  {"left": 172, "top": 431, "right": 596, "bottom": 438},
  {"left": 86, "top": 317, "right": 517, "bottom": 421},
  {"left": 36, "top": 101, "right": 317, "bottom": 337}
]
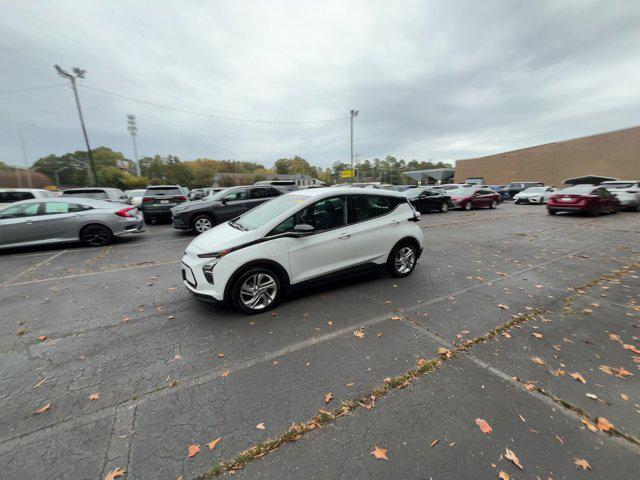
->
[
  {"left": 72, "top": 67, "right": 86, "bottom": 78},
  {"left": 54, "top": 64, "right": 70, "bottom": 78}
]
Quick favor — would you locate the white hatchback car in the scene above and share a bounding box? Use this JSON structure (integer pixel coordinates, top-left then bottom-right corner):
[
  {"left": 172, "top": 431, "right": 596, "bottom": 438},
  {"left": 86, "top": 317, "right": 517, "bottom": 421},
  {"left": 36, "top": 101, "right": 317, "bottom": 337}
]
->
[{"left": 181, "top": 188, "right": 423, "bottom": 314}]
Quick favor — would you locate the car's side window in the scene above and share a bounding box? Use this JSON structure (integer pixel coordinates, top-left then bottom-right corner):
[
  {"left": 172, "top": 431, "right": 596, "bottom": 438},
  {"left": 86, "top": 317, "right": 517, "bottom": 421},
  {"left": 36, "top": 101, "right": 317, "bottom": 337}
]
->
[
  {"left": 250, "top": 188, "right": 272, "bottom": 199},
  {"left": 349, "top": 194, "right": 397, "bottom": 223},
  {"left": 0, "top": 202, "right": 41, "bottom": 219},
  {"left": 222, "top": 189, "right": 248, "bottom": 201},
  {"left": 268, "top": 215, "right": 296, "bottom": 235},
  {"left": 269, "top": 188, "right": 282, "bottom": 197},
  {"left": 44, "top": 202, "right": 74, "bottom": 214},
  {"left": 299, "top": 195, "right": 347, "bottom": 230}
]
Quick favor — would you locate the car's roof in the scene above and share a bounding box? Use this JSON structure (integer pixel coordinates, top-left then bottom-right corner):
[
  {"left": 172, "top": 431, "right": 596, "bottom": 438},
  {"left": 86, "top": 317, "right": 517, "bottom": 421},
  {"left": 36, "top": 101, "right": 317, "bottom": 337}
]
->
[
  {"left": 291, "top": 187, "right": 404, "bottom": 198},
  {"left": 4, "top": 197, "right": 121, "bottom": 207},
  {"left": 63, "top": 187, "right": 120, "bottom": 192},
  {"left": 601, "top": 180, "right": 638, "bottom": 184},
  {"left": 0, "top": 188, "right": 49, "bottom": 192}
]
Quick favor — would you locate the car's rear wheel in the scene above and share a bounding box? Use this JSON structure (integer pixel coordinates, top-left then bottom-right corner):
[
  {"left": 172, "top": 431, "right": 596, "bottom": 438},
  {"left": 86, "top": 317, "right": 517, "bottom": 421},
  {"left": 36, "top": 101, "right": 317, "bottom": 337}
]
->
[
  {"left": 388, "top": 242, "right": 418, "bottom": 277},
  {"left": 490, "top": 200, "right": 497, "bottom": 209},
  {"left": 192, "top": 214, "right": 214, "bottom": 234},
  {"left": 231, "top": 267, "right": 282, "bottom": 314},
  {"left": 464, "top": 202, "right": 472, "bottom": 211},
  {"left": 143, "top": 213, "right": 153, "bottom": 224},
  {"left": 439, "top": 202, "right": 449, "bottom": 213},
  {"left": 590, "top": 205, "right": 601, "bottom": 216},
  {"left": 80, "top": 224, "right": 113, "bottom": 247}
]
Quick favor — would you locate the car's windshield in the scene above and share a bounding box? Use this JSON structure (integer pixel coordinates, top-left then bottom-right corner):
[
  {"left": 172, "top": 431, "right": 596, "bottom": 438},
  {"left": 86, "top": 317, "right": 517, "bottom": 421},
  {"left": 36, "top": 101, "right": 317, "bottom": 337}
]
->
[
  {"left": 125, "top": 190, "right": 144, "bottom": 197},
  {"left": 405, "top": 188, "right": 428, "bottom": 198},
  {"left": 449, "top": 188, "right": 477, "bottom": 195},
  {"left": 602, "top": 182, "right": 634, "bottom": 189},
  {"left": 236, "top": 194, "right": 307, "bottom": 230},
  {"left": 522, "top": 187, "right": 545, "bottom": 193}
]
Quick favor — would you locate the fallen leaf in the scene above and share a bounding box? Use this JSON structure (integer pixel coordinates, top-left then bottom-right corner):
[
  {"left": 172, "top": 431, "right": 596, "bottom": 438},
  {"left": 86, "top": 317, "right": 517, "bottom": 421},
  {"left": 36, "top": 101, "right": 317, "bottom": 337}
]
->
[
  {"left": 599, "top": 365, "right": 633, "bottom": 378},
  {"left": 582, "top": 308, "right": 593, "bottom": 314},
  {"left": 505, "top": 448, "right": 523, "bottom": 469},
  {"left": 371, "top": 445, "right": 388, "bottom": 460},
  {"left": 586, "top": 393, "right": 598, "bottom": 400},
  {"left": 501, "top": 331, "right": 512, "bottom": 339},
  {"left": 498, "top": 471, "right": 510, "bottom": 480},
  {"left": 104, "top": 467, "right": 126, "bottom": 480},
  {"left": 88, "top": 392, "right": 100, "bottom": 401},
  {"left": 32, "top": 378, "right": 46, "bottom": 389},
  {"left": 35, "top": 403, "right": 51, "bottom": 414},
  {"left": 497, "top": 304, "right": 510, "bottom": 310},
  {"left": 570, "top": 372, "right": 586, "bottom": 384},
  {"left": 551, "top": 369, "right": 565, "bottom": 377},
  {"left": 188, "top": 444, "right": 200, "bottom": 458},
  {"left": 327, "top": 320, "right": 333, "bottom": 326},
  {"left": 430, "top": 439, "right": 439, "bottom": 447},
  {"left": 531, "top": 356, "right": 545, "bottom": 365},
  {"left": 623, "top": 344, "right": 640, "bottom": 354},
  {"left": 220, "top": 370, "right": 230, "bottom": 378},
  {"left": 256, "top": 423, "right": 265, "bottom": 430},
  {"left": 390, "top": 316, "right": 402, "bottom": 321},
  {"left": 38, "top": 335, "right": 47, "bottom": 341},
  {"left": 574, "top": 458, "right": 591, "bottom": 470},
  {"left": 609, "top": 333, "right": 621, "bottom": 342},
  {"left": 217, "top": 353, "right": 225, "bottom": 358},
  {"left": 437, "top": 347, "right": 453, "bottom": 358},
  {"left": 475, "top": 418, "right": 493, "bottom": 434},
  {"left": 581, "top": 418, "right": 598, "bottom": 432},
  {"left": 324, "top": 392, "right": 333, "bottom": 404},
  {"left": 207, "top": 437, "right": 222, "bottom": 450},
  {"left": 532, "top": 333, "right": 544, "bottom": 339},
  {"left": 596, "top": 416, "right": 613, "bottom": 432},
  {"left": 620, "top": 393, "right": 629, "bottom": 401},
  {"left": 353, "top": 329, "right": 365, "bottom": 339}
]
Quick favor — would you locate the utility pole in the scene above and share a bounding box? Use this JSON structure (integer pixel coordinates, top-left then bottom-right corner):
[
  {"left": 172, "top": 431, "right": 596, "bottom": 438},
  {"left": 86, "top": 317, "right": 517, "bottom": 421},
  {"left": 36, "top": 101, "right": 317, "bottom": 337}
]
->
[
  {"left": 127, "top": 114, "right": 140, "bottom": 176},
  {"left": 350, "top": 109, "right": 358, "bottom": 184},
  {"left": 19, "top": 130, "right": 33, "bottom": 188},
  {"left": 54, "top": 65, "right": 97, "bottom": 186}
]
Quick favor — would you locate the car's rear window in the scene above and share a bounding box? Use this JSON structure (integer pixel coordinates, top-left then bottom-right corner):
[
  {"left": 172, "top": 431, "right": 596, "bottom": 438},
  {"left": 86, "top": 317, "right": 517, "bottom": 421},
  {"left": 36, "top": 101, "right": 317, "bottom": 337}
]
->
[
  {"left": 602, "top": 182, "right": 634, "bottom": 189},
  {"left": 144, "top": 187, "right": 182, "bottom": 196},
  {"left": 0, "top": 191, "right": 35, "bottom": 202},
  {"left": 62, "top": 189, "right": 109, "bottom": 200},
  {"left": 558, "top": 186, "right": 594, "bottom": 194}
]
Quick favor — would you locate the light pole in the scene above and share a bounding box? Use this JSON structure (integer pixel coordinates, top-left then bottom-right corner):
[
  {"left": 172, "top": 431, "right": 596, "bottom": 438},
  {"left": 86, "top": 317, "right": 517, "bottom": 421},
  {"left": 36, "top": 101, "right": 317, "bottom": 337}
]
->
[
  {"left": 350, "top": 109, "right": 358, "bottom": 184},
  {"left": 18, "top": 130, "right": 33, "bottom": 188},
  {"left": 127, "top": 114, "right": 140, "bottom": 176},
  {"left": 54, "top": 65, "right": 97, "bottom": 186}
]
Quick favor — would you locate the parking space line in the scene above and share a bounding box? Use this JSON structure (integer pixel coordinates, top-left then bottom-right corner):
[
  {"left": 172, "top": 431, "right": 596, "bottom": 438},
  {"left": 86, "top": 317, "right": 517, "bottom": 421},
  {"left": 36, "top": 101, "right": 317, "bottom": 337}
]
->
[
  {"left": 0, "top": 250, "right": 68, "bottom": 286},
  {"left": 0, "top": 258, "right": 180, "bottom": 287}
]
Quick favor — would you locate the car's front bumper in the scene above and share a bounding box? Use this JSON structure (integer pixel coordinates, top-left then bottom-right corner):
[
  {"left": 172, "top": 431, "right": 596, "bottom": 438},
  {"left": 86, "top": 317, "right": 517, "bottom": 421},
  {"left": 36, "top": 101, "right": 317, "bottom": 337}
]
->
[
  {"left": 172, "top": 214, "right": 190, "bottom": 230},
  {"left": 181, "top": 253, "right": 227, "bottom": 302}
]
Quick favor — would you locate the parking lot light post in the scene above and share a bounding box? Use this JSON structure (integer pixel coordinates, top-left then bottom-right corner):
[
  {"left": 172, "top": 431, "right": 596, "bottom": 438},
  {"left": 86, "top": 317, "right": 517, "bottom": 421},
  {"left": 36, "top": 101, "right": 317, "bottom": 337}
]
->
[
  {"left": 127, "top": 114, "right": 140, "bottom": 176},
  {"left": 350, "top": 109, "right": 358, "bottom": 184},
  {"left": 54, "top": 65, "right": 97, "bottom": 186}
]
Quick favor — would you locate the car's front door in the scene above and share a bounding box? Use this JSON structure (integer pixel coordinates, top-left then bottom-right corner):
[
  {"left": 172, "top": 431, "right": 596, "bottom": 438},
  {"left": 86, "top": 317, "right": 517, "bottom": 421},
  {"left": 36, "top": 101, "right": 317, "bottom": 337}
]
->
[
  {"left": 286, "top": 195, "right": 354, "bottom": 283},
  {"left": 475, "top": 189, "right": 493, "bottom": 207},
  {"left": 0, "top": 202, "right": 43, "bottom": 246},
  {"left": 217, "top": 188, "right": 250, "bottom": 222}
]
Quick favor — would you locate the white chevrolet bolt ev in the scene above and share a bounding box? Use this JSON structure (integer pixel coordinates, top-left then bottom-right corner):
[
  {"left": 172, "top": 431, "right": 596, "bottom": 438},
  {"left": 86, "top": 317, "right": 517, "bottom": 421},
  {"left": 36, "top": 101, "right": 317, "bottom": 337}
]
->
[{"left": 181, "top": 188, "right": 424, "bottom": 314}]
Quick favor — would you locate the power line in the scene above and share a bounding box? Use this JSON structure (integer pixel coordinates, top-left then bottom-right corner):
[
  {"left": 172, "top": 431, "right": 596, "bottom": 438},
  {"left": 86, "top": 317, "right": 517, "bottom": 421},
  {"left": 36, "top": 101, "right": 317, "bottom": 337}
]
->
[
  {"left": 0, "top": 83, "right": 68, "bottom": 95},
  {"left": 79, "top": 84, "right": 348, "bottom": 124}
]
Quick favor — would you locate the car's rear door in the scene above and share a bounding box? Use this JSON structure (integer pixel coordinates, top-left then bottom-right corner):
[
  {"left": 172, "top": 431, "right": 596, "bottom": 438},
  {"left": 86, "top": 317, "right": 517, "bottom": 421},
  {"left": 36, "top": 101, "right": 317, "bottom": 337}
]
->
[
  {"left": 35, "top": 202, "right": 91, "bottom": 240},
  {"left": 246, "top": 187, "right": 279, "bottom": 212}
]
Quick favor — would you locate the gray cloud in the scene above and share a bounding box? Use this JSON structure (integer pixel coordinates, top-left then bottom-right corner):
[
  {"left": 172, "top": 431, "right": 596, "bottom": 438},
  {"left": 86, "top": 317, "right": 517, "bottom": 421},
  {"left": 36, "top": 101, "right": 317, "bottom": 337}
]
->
[{"left": 1, "top": 0, "right": 639, "bottom": 169}]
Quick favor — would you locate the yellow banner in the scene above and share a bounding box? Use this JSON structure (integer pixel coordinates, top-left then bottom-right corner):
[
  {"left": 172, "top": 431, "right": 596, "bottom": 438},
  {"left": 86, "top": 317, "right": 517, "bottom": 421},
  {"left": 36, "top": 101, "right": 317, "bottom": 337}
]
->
[{"left": 341, "top": 169, "right": 355, "bottom": 178}]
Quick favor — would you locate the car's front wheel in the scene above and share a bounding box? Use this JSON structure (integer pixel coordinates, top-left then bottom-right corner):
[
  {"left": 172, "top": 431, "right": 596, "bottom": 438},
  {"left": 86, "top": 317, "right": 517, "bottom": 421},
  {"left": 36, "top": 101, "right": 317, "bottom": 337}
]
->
[
  {"left": 439, "top": 202, "right": 449, "bottom": 213},
  {"left": 231, "top": 267, "right": 282, "bottom": 314},
  {"left": 80, "top": 224, "right": 113, "bottom": 247},
  {"left": 388, "top": 242, "right": 418, "bottom": 278},
  {"left": 464, "top": 202, "right": 473, "bottom": 211},
  {"left": 490, "top": 200, "right": 498, "bottom": 209},
  {"left": 192, "top": 214, "right": 214, "bottom": 234}
]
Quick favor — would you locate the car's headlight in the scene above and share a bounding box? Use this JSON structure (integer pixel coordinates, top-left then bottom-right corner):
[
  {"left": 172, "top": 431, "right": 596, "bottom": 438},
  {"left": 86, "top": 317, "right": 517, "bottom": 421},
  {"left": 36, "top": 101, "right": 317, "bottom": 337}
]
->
[{"left": 202, "top": 258, "right": 219, "bottom": 284}]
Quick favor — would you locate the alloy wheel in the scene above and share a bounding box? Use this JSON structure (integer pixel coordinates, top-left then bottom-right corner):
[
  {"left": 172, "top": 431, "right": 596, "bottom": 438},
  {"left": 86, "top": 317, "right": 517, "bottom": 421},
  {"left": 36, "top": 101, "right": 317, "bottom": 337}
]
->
[
  {"left": 394, "top": 246, "right": 416, "bottom": 275},
  {"left": 83, "top": 225, "right": 111, "bottom": 247},
  {"left": 239, "top": 273, "right": 278, "bottom": 310},
  {"left": 194, "top": 217, "right": 213, "bottom": 233},
  {"left": 440, "top": 202, "right": 448, "bottom": 213},
  {"left": 464, "top": 202, "right": 472, "bottom": 211}
]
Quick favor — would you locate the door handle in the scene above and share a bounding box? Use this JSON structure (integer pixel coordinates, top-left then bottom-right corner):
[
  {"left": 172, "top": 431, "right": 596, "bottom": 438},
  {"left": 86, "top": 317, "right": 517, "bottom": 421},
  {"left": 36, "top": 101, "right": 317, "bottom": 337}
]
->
[
  {"left": 338, "top": 233, "right": 351, "bottom": 239},
  {"left": 390, "top": 220, "right": 400, "bottom": 226}
]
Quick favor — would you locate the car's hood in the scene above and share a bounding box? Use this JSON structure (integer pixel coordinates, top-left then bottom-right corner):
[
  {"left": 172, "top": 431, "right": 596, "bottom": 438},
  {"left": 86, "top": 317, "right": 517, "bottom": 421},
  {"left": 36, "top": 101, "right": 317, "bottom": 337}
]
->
[
  {"left": 186, "top": 222, "right": 258, "bottom": 254},
  {"left": 517, "top": 192, "right": 543, "bottom": 198}
]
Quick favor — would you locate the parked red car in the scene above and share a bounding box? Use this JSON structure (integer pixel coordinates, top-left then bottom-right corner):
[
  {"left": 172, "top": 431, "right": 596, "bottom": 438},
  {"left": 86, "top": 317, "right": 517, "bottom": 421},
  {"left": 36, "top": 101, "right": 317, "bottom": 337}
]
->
[
  {"left": 449, "top": 187, "right": 501, "bottom": 210},
  {"left": 547, "top": 185, "right": 620, "bottom": 216}
]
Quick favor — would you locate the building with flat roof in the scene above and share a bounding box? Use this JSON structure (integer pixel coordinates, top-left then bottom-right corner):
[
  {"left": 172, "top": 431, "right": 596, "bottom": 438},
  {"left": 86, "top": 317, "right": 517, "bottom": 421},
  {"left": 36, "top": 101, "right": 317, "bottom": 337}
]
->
[{"left": 454, "top": 125, "right": 640, "bottom": 186}]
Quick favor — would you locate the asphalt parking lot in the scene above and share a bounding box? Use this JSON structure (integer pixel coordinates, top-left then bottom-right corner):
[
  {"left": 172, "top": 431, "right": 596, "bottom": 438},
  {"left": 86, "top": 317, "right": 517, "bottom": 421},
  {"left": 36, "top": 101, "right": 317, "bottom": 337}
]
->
[{"left": 1, "top": 203, "right": 639, "bottom": 480}]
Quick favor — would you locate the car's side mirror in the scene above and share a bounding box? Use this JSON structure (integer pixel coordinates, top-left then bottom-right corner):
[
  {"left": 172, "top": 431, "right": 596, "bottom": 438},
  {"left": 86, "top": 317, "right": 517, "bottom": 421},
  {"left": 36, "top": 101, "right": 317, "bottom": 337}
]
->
[
  {"left": 292, "top": 223, "right": 315, "bottom": 237},
  {"left": 220, "top": 198, "right": 228, "bottom": 204}
]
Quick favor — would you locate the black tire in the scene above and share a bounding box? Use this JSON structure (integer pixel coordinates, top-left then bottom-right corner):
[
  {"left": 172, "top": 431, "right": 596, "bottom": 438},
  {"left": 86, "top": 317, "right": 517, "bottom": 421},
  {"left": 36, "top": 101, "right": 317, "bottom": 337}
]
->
[
  {"left": 590, "top": 205, "right": 601, "bottom": 217},
  {"left": 387, "top": 242, "right": 418, "bottom": 278},
  {"left": 464, "top": 202, "right": 473, "bottom": 211},
  {"left": 548, "top": 209, "right": 557, "bottom": 215},
  {"left": 490, "top": 200, "right": 498, "bottom": 209},
  {"left": 191, "top": 214, "right": 215, "bottom": 234},
  {"left": 231, "top": 267, "right": 282, "bottom": 315},
  {"left": 80, "top": 224, "right": 113, "bottom": 247},
  {"left": 143, "top": 213, "right": 153, "bottom": 224},
  {"left": 439, "top": 202, "right": 449, "bottom": 213}
]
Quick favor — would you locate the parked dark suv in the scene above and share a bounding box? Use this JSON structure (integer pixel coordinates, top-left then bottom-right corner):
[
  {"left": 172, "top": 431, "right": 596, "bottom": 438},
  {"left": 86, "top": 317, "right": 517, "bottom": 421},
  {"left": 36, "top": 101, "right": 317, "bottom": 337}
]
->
[
  {"left": 140, "top": 185, "right": 189, "bottom": 223},
  {"left": 504, "top": 182, "right": 543, "bottom": 198},
  {"left": 171, "top": 185, "right": 282, "bottom": 233}
]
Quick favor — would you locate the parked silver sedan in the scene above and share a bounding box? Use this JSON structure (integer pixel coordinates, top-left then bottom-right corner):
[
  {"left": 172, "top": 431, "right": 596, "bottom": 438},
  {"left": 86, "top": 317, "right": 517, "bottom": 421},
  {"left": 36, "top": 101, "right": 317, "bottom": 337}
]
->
[{"left": 0, "top": 198, "right": 144, "bottom": 249}]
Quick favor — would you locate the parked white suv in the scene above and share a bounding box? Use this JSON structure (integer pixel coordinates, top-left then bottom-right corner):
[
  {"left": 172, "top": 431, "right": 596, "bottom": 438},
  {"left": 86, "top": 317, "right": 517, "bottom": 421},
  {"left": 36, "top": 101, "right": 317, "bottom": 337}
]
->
[
  {"left": 181, "top": 188, "right": 423, "bottom": 314},
  {"left": 600, "top": 181, "right": 640, "bottom": 211}
]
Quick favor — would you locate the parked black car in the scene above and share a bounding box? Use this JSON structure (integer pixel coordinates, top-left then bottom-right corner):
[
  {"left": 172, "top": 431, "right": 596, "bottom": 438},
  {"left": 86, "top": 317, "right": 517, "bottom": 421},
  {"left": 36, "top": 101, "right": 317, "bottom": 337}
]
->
[
  {"left": 171, "top": 185, "right": 282, "bottom": 233},
  {"left": 140, "top": 185, "right": 189, "bottom": 223},
  {"left": 504, "top": 182, "right": 543, "bottom": 198},
  {"left": 405, "top": 187, "right": 452, "bottom": 213}
]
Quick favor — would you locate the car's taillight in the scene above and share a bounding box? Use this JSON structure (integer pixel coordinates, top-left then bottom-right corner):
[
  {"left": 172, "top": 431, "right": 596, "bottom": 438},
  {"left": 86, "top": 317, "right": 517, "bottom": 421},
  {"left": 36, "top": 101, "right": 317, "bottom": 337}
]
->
[
  {"left": 115, "top": 207, "right": 136, "bottom": 218},
  {"left": 178, "top": 196, "right": 188, "bottom": 201},
  {"left": 142, "top": 197, "right": 153, "bottom": 203}
]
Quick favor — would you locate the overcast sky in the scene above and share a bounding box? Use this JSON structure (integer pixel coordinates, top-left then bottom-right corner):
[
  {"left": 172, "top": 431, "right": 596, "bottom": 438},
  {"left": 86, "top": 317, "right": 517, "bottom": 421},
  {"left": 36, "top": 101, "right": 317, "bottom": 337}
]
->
[{"left": 1, "top": 0, "right": 639, "bottom": 169}]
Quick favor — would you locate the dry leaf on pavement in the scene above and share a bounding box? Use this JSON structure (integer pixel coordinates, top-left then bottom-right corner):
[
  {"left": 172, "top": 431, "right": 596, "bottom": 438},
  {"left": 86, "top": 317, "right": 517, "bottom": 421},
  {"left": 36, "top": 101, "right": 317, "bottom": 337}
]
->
[
  {"left": 505, "top": 448, "right": 523, "bottom": 469},
  {"left": 89, "top": 393, "right": 100, "bottom": 401},
  {"left": 623, "top": 344, "right": 640, "bottom": 354},
  {"left": 353, "top": 329, "right": 365, "bottom": 339},
  {"left": 531, "top": 356, "right": 545, "bottom": 365},
  {"left": 532, "top": 333, "right": 544, "bottom": 339},
  {"left": 570, "top": 372, "right": 586, "bottom": 384},
  {"left": 599, "top": 365, "right": 633, "bottom": 378},
  {"left": 38, "top": 335, "right": 47, "bottom": 341},
  {"left": 188, "top": 444, "right": 200, "bottom": 458},
  {"left": 430, "top": 439, "right": 439, "bottom": 447},
  {"left": 574, "top": 458, "right": 591, "bottom": 470},
  {"left": 498, "top": 471, "right": 510, "bottom": 480},
  {"left": 207, "top": 437, "right": 222, "bottom": 450},
  {"left": 256, "top": 423, "right": 265, "bottom": 430},
  {"left": 497, "top": 304, "right": 510, "bottom": 310},
  {"left": 35, "top": 403, "right": 51, "bottom": 414},
  {"left": 104, "top": 467, "right": 126, "bottom": 480},
  {"left": 437, "top": 347, "right": 453, "bottom": 358},
  {"left": 596, "top": 417, "right": 613, "bottom": 432},
  {"left": 475, "top": 418, "right": 493, "bottom": 434},
  {"left": 371, "top": 445, "right": 388, "bottom": 460},
  {"left": 581, "top": 418, "right": 598, "bottom": 433},
  {"left": 324, "top": 392, "right": 333, "bottom": 404},
  {"left": 220, "top": 370, "right": 230, "bottom": 378}
]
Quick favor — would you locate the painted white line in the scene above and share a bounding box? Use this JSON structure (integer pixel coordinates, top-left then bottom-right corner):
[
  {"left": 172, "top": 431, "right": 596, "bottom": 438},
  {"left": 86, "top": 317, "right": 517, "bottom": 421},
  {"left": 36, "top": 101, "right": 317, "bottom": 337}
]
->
[
  {"left": 0, "top": 259, "right": 180, "bottom": 287},
  {"left": 1, "top": 250, "right": 68, "bottom": 286}
]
